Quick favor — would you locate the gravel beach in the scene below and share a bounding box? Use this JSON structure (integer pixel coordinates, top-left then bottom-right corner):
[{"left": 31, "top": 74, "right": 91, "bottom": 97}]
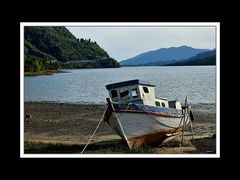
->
[{"left": 24, "top": 102, "right": 216, "bottom": 154}]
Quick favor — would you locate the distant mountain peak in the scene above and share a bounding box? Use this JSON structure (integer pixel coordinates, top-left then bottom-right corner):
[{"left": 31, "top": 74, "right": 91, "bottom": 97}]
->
[
  {"left": 179, "top": 45, "right": 190, "bottom": 48},
  {"left": 120, "top": 46, "right": 210, "bottom": 66}
]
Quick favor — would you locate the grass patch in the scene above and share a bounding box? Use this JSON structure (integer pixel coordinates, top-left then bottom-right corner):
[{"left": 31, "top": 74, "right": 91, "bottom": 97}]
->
[
  {"left": 24, "top": 70, "right": 56, "bottom": 76},
  {"left": 24, "top": 141, "right": 155, "bottom": 154}
]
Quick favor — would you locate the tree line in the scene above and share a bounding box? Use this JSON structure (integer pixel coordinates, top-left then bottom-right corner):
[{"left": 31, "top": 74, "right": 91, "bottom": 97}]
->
[{"left": 24, "top": 55, "right": 60, "bottom": 72}]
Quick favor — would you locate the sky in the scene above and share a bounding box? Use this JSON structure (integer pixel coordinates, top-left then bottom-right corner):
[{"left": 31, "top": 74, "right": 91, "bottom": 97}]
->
[{"left": 66, "top": 26, "right": 216, "bottom": 61}]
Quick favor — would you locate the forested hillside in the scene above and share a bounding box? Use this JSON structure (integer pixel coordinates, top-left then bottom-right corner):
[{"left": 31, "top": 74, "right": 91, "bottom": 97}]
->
[{"left": 24, "top": 26, "right": 119, "bottom": 73}]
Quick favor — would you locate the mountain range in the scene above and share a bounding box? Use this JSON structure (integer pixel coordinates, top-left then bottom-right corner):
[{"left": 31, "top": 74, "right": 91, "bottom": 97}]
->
[
  {"left": 165, "top": 49, "right": 216, "bottom": 66},
  {"left": 120, "top": 46, "right": 214, "bottom": 66}
]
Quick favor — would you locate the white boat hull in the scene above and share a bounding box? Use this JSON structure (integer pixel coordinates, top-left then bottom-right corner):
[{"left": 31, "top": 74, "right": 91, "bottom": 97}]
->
[{"left": 106, "top": 111, "right": 190, "bottom": 149}]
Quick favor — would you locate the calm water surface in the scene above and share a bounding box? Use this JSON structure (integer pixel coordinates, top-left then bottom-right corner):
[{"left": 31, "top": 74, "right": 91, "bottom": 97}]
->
[{"left": 24, "top": 66, "right": 216, "bottom": 104}]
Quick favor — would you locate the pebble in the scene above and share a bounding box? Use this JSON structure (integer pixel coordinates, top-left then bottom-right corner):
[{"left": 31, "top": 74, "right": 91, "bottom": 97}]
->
[{"left": 25, "top": 114, "right": 32, "bottom": 118}]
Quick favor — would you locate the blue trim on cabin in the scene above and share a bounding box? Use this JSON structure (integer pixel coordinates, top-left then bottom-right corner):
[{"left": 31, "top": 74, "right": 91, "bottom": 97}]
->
[
  {"left": 112, "top": 103, "right": 182, "bottom": 115},
  {"left": 106, "top": 79, "right": 155, "bottom": 90}
]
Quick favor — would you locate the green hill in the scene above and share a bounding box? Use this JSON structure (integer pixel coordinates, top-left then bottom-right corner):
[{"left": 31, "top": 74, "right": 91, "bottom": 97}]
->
[
  {"left": 165, "top": 50, "right": 216, "bottom": 66},
  {"left": 24, "top": 26, "right": 119, "bottom": 73},
  {"left": 165, "top": 56, "right": 216, "bottom": 66}
]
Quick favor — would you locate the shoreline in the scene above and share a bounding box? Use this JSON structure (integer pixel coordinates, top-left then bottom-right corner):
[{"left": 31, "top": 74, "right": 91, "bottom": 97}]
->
[
  {"left": 24, "top": 70, "right": 69, "bottom": 76},
  {"left": 24, "top": 100, "right": 216, "bottom": 106},
  {"left": 24, "top": 102, "right": 216, "bottom": 154}
]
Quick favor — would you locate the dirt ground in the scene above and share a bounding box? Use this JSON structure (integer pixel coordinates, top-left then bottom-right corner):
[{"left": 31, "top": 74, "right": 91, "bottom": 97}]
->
[{"left": 24, "top": 102, "right": 216, "bottom": 154}]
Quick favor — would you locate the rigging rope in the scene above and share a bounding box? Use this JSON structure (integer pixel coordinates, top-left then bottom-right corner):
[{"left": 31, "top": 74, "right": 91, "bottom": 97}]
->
[
  {"left": 132, "top": 102, "right": 184, "bottom": 129},
  {"left": 81, "top": 105, "right": 108, "bottom": 154},
  {"left": 133, "top": 99, "right": 193, "bottom": 144}
]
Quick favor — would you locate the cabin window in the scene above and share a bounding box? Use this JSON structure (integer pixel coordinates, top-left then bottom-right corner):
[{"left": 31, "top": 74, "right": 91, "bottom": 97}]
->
[
  {"left": 111, "top": 89, "right": 118, "bottom": 98},
  {"left": 161, "top": 102, "right": 166, "bottom": 107},
  {"left": 143, "top": 87, "right": 149, "bottom": 93},
  {"left": 131, "top": 88, "right": 139, "bottom": 98},
  {"left": 119, "top": 87, "right": 130, "bottom": 100},
  {"left": 155, "top": 101, "right": 160, "bottom": 106}
]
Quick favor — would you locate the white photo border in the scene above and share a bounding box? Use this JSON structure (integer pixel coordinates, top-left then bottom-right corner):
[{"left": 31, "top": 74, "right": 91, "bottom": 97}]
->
[{"left": 20, "top": 22, "right": 220, "bottom": 158}]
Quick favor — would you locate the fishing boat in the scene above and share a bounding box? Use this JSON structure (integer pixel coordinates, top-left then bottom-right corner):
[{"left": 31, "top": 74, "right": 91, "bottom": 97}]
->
[{"left": 103, "top": 79, "right": 194, "bottom": 149}]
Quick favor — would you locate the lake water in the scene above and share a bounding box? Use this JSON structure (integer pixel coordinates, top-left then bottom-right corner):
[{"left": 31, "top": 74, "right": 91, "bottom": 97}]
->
[{"left": 24, "top": 66, "right": 216, "bottom": 105}]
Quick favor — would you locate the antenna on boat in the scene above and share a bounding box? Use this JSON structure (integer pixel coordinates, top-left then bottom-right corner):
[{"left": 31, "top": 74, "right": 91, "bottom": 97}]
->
[
  {"left": 180, "top": 96, "right": 194, "bottom": 146},
  {"left": 181, "top": 96, "right": 188, "bottom": 145}
]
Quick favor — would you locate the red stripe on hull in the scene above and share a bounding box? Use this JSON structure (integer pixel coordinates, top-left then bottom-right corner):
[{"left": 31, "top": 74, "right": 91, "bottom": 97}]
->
[{"left": 113, "top": 109, "right": 182, "bottom": 118}]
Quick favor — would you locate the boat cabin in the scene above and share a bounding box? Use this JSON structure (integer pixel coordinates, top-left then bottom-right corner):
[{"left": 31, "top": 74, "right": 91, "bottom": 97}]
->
[{"left": 106, "top": 79, "right": 170, "bottom": 108}]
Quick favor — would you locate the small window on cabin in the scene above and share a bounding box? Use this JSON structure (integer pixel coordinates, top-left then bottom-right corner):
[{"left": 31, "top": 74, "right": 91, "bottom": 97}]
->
[
  {"left": 155, "top": 101, "right": 160, "bottom": 106},
  {"left": 131, "top": 88, "right": 139, "bottom": 98},
  {"left": 111, "top": 90, "right": 118, "bottom": 98},
  {"left": 111, "top": 89, "right": 118, "bottom": 102},
  {"left": 119, "top": 87, "right": 130, "bottom": 100},
  {"left": 161, "top": 102, "right": 166, "bottom": 107},
  {"left": 143, "top": 87, "right": 149, "bottom": 93}
]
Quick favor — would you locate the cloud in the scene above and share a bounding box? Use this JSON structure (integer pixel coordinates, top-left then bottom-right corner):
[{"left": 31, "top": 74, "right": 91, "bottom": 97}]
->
[{"left": 66, "top": 26, "right": 215, "bottom": 61}]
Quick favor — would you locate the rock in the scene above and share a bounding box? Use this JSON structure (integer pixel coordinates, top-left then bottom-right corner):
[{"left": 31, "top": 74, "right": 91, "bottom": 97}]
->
[
  {"left": 25, "top": 114, "right": 32, "bottom": 118},
  {"left": 206, "top": 150, "right": 215, "bottom": 153},
  {"left": 212, "top": 134, "right": 216, "bottom": 138}
]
